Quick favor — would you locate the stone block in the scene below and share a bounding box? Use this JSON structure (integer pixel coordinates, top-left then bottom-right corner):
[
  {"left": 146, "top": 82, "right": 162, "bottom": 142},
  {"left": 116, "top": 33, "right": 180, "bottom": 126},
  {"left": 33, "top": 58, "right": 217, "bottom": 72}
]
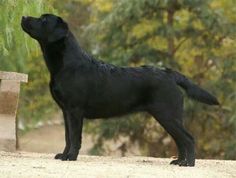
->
[{"left": 0, "top": 71, "right": 28, "bottom": 151}]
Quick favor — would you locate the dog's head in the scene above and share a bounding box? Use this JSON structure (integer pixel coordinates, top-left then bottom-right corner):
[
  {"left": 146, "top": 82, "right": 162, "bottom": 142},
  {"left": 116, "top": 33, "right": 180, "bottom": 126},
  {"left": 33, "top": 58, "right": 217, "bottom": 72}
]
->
[{"left": 21, "top": 14, "right": 68, "bottom": 43}]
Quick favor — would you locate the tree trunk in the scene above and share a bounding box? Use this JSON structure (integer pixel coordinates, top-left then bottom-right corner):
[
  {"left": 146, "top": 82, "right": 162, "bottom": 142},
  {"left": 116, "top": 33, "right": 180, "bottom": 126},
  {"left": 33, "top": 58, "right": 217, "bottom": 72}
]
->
[{"left": 167, "top": 9, "right": 175, "bottom": 58}]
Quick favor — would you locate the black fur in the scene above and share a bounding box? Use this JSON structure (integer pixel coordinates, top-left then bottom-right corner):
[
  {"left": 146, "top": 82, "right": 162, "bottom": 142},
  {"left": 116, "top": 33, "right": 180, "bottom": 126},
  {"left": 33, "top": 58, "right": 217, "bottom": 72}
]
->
[
  {"left": 21, "top": 14, "right": 219, "bottom": 166},
  {"left": 167, "top": 69, "right": 219, "bottom": 105}
]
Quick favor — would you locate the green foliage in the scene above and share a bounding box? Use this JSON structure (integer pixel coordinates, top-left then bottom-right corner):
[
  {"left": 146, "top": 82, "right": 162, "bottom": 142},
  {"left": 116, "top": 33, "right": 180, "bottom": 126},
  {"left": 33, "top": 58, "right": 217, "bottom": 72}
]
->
[{"left": 0, "top": 0, "right": 58, "bottom": 127}]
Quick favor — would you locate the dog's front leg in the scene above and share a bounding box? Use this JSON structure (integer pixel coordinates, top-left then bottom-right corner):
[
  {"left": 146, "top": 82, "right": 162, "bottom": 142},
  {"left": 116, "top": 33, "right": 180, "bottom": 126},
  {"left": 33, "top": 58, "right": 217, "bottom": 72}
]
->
[
  {"left": 55, "top": 111, "right": 71, "bottom": 160},
  {"left": 50, "top": 82, "right": 72, "bottom": 160},
  {"left": 64, "top": 108, "right": 84, "bottom": 161}
]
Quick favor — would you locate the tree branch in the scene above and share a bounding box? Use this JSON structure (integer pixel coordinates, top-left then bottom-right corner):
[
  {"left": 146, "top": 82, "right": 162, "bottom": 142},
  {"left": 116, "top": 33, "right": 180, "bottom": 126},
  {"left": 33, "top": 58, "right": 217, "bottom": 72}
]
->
[{"left": 173, "top": 38, "right": 188, "bottom": 54}]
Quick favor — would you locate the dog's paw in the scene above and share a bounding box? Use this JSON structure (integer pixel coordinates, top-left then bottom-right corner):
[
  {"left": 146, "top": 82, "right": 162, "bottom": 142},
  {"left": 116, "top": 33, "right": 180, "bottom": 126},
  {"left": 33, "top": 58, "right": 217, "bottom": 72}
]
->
[
  {"left": 55, "top": 151, "right": 78, "bottom": 161},
  {"left": 178, "top": 160, "right": 188, "bottom": 166},
  {"left": 59, "top": 152, "right": 77, "bottom": 161},
  {"left": 178, "top": 160, "right": 195, "bottom": 167},
  {"left": 54, "top": 153, "right": 68, "bottom": 160},
  {"left": 170, "top": 159, "right": 180, "bottom": 165},
  {"left": 67, "top": 153, "right": 78, "bottom": 161},
  {"left": 170, "top": 159, "right": 195, "bottom": 167}
]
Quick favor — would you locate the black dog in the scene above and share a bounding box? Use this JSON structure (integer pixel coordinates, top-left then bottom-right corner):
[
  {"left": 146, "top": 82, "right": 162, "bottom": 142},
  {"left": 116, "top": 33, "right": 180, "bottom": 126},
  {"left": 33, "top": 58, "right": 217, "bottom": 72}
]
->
[{"left": 21, "top": 14, "right": 219, "bottom": 166}]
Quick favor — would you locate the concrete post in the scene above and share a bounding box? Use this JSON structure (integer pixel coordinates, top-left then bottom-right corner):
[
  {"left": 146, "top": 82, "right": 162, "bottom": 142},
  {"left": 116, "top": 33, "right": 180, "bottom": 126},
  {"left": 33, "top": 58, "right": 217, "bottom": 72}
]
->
[{"left": 0, "top": 71, "right": 28, "bottom": 151}]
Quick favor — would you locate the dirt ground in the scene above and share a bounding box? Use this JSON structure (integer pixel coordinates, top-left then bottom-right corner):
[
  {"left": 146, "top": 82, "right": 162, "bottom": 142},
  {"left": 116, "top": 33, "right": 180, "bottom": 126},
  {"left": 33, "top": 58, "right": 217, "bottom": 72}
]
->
[{"left": 0, "top": 151, "right": 236, "bottom": 178}]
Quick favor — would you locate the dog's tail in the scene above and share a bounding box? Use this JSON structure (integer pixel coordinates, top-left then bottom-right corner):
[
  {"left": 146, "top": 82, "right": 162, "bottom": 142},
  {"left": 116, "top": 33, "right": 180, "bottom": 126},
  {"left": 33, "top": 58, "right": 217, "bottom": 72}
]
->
[{"left": 166, "top": 68, "right": 219, "bottom": 105}]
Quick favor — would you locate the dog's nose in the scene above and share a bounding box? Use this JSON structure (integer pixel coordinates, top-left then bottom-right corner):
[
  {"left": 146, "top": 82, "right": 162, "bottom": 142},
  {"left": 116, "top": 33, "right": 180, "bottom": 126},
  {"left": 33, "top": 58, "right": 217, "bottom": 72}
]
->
[{"left": 22, "top": 16, "right": 28, "bottom": 21}]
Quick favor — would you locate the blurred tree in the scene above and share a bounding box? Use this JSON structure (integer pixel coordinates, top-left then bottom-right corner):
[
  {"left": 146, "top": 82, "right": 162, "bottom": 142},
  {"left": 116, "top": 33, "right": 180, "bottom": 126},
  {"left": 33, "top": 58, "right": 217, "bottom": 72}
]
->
[
  {"left": 0, "top": 0, "right": 57, "bottom": 128},
  {"left": 53, "top": 0, "right": 94, "bottom": 49},
  {"left": 81, "top": 0, "right": 236, "bottom": 159}
]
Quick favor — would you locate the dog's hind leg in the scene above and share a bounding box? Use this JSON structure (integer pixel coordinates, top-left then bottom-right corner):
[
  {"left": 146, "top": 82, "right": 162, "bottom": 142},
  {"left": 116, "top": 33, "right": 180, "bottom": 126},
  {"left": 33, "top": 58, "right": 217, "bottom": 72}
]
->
[
  {"left": 150, "top": 110, "right": 195, "bottom": 166},
  {"left": 149, "top": 96, "right": 195, "bottom": 166}
]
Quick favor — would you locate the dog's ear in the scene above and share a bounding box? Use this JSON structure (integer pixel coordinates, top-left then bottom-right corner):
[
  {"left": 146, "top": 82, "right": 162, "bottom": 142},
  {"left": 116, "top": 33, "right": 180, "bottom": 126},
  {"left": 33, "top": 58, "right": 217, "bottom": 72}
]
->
[{"left": 48, "top": 17, "right": 69, "bottom": 42}]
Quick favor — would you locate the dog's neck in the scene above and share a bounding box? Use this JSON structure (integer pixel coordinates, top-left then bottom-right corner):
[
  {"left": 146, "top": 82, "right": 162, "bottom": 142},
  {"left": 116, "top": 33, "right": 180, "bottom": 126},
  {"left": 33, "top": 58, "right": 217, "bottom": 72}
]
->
[{"left": 39, "top": 32, "right": 84, "bottom": 78}]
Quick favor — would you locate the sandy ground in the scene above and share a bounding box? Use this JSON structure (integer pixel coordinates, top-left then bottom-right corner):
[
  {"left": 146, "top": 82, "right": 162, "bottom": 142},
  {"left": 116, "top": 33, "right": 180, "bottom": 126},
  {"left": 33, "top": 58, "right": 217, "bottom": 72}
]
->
[
  {"left": 17, "top": 124, "right": 236, "bottom": 177},
  {"left": 0, "top": 151, "right": 236, "bottom": 178}
]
